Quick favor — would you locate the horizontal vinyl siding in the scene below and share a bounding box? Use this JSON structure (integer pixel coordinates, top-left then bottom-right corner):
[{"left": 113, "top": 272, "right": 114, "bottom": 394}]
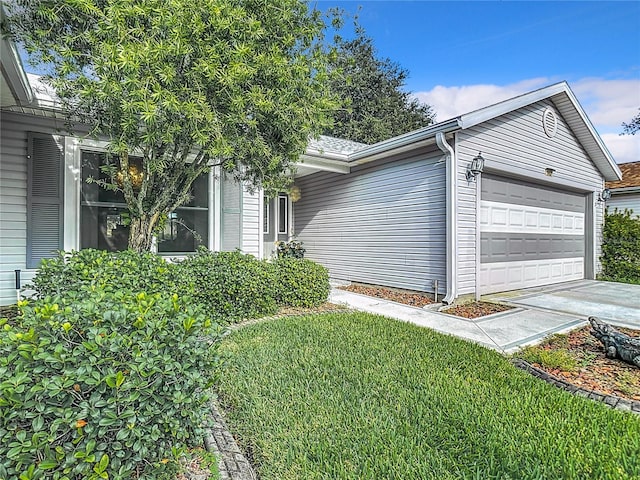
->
[
  {"left": 606, "top": 194, "right": 640, "bottom": 217},
  {"left": 0, "top": 111, "right": 67, "bottom": 305},
  {"left": 242, "top": 187, "right": 260, "bottom": 257},
  {"left": 457, "top": 100, "right": 605, "bottom": 295},
  {"left": 295, "top": 149, "right": 446, "bottom": 293}
]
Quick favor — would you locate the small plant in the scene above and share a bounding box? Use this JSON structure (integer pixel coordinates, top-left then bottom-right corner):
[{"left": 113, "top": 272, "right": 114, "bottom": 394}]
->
[
  {"left": 0, "top": 289, "right": 222, "bottom": 479},
  {"left": 518, "top": 346, "right": 577, "bottom": 372},
  {"left": 274, "top": 257, "right": 329, "bottom": 307},
  {"left": 275, "top": 239, "right": 306, "bottom": 259}
]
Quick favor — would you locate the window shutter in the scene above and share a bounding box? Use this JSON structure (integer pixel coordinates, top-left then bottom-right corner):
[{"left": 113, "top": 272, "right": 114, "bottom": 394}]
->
[{"left": 27, "top": 133, "right": 64, "bottom": 268}]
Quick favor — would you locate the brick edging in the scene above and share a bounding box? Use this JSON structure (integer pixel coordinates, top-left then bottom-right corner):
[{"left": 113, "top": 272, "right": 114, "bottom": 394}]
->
[
  {"left": 512, "top": 359, "right": 640, "bottom": 415},
  {"left": 203, "top": 400, "right": 257, "bottom": 480}
]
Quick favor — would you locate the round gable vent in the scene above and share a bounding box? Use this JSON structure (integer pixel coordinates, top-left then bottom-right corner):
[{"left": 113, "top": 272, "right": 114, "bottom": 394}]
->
[{"left": 542, "top": 108, "right": 558, "bottom": 138}]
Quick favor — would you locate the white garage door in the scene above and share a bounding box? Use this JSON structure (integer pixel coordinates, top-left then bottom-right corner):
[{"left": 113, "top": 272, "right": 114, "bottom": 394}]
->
[{"left": 479, "top": 175, "right": 585, "bottom": 294}]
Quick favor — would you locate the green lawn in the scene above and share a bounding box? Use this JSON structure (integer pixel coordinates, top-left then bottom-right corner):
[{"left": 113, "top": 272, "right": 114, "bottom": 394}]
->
[{"left": 217, "top": 312, "right": 640, "bottom": 480}]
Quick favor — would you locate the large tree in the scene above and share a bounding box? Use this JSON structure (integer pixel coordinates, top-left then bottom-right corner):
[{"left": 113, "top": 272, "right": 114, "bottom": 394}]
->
[
  {"left": 324, "top": 25, "right": 435, "bottom": 144},
  {"left": 622, "top": 109, "right": 640, "bottom": 135},
  {"left": 4, "top": 0, "right": 336, "bottom": 251}
]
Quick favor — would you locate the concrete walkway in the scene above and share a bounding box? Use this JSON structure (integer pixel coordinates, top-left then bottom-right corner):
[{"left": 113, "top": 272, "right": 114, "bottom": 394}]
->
[{"left": 330, "top": 287, "right": 589, "bottom": 353}]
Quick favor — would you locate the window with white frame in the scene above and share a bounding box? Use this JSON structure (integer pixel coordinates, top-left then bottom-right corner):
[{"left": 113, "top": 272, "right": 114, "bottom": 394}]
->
[
  {"left": 278, "top": 194, "right": 288, "bottom": 234},
  {"left": 80, "top": 151, "right": 208, "bottom": 253}
]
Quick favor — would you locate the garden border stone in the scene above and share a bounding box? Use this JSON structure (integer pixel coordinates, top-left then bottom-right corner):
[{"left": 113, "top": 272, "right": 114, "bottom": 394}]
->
[
  {"left": 512, "top": 358, "right": 640, "bottom": 415},
  {"left": 204, "top": 400, "right": 257, "bottom": 480}
]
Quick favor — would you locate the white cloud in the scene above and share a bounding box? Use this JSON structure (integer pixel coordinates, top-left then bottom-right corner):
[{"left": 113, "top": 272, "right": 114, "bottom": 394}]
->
[
  {"left": 413, "top": 77, "right": 640, "bottom": 164},
  {"left": 600, "top": 133, "right": 640, "bottom": 165}
]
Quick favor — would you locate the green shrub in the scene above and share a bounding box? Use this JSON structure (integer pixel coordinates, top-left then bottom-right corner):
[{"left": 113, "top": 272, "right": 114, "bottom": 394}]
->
[
  {"left": 274, "top": 258, "right": 329, "bottom": 307},
  {"left": 175, "top": 248, "right": 278, "bottom": 323},
  {"left": 275, "top": 239, "right": 305, "bottom": 259},
  {"left": 30, "top": 249, "right": 176, "bottom": 298},
  {"left": 600, "top": 209, "right": 640, "bottom": 284},
  {"left": 0, "top": 289, "right": 222, "bottom": 480}
]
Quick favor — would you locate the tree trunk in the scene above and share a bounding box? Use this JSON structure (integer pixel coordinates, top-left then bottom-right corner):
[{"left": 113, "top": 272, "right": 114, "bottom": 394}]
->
[{"left": 128, "top": 215, "right": 156, "bottom": 252}]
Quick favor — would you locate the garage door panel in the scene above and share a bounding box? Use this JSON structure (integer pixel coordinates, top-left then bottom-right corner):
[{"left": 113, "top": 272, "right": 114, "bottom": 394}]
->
[
  {"left": 481, "top": 233, "right": 584, "bottom": 263},
  {"left": 480, "top": 175, "right": 585, "bottom": 294},
  {"left": 480, "top": 201, "right": 584, "bottom": 235},
  {"left": 480, "top": 258, "right": 584, "bottom": 294},
  {"left": 482, "top": 175, "right": 584, "bottom": 212}
]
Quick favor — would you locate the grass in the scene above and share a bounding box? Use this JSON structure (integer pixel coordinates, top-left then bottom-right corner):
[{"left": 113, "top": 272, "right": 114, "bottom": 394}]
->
[{"left": 217, "top": 312, "right": 640, "bottom": 480}]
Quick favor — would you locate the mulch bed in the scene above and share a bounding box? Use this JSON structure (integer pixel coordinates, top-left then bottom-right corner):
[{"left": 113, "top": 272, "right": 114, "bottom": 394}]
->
[
  {"left": 520, "top": 325, "right": 640, "bottom": 402},
  {"left": 441, "top": 301, "right": 513, "bottom": 319},
  {"left": 339, "top": 284, "right": 434, "bottom": 307}
]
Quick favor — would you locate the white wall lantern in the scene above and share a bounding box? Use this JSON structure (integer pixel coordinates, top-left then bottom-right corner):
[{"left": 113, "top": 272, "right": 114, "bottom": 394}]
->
[{"left": 290, "top": 185, "right": 302, "bottom": 202}]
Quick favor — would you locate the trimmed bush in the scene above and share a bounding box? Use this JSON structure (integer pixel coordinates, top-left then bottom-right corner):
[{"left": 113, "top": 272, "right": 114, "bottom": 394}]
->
[
  {"left": 30, "top": 249, "right": 175, "bottom": 298},
  {"left": 275, "top": 258, "right": 329, "bottom": 307},
  {"left": 600, "top": 209, "right": 640, "bottom": 284},
  {"left": 175, "top": 248, "right": 278, "bottom": 323},
  {"left": 0, "top": 289, "right": 222, "bottom": 480}
]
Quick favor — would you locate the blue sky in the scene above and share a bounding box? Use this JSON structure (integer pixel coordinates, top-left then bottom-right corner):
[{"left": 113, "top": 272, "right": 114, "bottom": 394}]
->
[{"left": 315, "top": 1, "right": 640, "bottom": 163}]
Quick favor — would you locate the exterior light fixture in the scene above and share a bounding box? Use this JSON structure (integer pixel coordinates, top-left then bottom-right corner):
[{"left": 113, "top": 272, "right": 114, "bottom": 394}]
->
[
  {"left": 290, "top": 185, "right": 302, "bottom": 202},
  {"left": 598, "top": 188, "right": 611, "bottom": 202},
  {"left": 466, "top": 152, "right": 485, "bottom": 182}
]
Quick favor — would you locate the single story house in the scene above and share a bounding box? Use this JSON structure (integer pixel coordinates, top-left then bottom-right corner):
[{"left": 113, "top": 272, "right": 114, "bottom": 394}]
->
[
  {"left": 291, "top": 84, "right": 622, "bottom": 303},
  {"left": 605, "top": 161, "right": 640, "bottom": 217},
  {"left": 0, "top": 31, "right": 622, "bottom": 305}
]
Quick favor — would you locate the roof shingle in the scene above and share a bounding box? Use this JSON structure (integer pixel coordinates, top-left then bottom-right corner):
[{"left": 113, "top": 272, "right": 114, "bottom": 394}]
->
[{"left": 605, "top": 161, "right": 640, "bottom": 189}]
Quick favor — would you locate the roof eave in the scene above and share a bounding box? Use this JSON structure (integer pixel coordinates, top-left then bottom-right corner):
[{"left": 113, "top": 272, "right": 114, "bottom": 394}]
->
[{"left": 0, "top": 6, "right": 33, "bottom": 104}]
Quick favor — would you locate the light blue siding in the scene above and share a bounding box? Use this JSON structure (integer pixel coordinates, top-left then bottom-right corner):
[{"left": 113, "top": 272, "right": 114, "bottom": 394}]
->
[
  {"left": 294, "top": 149, "right": 446, "bottom": 293},
  {"left": 0, "top": 111, "right": 67, "bottom": 305},
  {"left": 606, "top": 194, "right": 640, "bottom": 218}
]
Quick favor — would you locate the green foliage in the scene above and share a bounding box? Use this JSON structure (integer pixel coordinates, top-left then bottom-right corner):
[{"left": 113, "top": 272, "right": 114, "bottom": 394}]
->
[
  {"left": 324, "top": 23, "right": 435, "bottom": 144},
  {"left": 518, "top": 346, "right": 578, "bottom": 372},
  {"left": 622, "top": 108, "right": 640, "bottom": 135},
  {"left": 5, "top": 0, "right": 338, "bottom": 250},
  {"left": 0, "top": 290, "right": 222, "bottom": 480},
  {"left": 274, "top": 258, "right": 329, "bottom": 307},
  {"left": 600, "top": 209, "right": 640, "bottom": 284},
  {"left": 175, "top": 248, "right": 278, "bottom": 323},
  {"left": 218, "top": 313, "right": 640, "bottom": 479},
  {"left": 29, "top": 249, "right": 175, "bottom": 298},
  {"left": 275, "top": 239, "right": 306, "bottom": 259}
]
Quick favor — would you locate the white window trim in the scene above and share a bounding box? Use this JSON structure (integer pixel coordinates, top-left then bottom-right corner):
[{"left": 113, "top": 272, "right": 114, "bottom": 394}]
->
[
  {"left": 278, "top": 194, "right": 288, "bottom": 235},
  {"left": 64, "top": 137, "right": 218, "bottom": 254},
  {"left": 263, "top": 196, "right": 270, "bottom": 234}
]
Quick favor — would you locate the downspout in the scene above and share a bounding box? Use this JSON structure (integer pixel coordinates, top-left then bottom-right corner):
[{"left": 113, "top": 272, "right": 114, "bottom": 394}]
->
[{"left": 436, "top": 132, "right": 457, "bottom": 304}]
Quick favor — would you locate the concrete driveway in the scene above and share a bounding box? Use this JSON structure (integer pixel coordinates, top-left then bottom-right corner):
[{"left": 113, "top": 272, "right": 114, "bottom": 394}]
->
[
  {"left": 331, "top": 279, "right": 640, "bottom": 355},
  {"left": 485, "top": 280, "right": 640, "bottom": 329}
]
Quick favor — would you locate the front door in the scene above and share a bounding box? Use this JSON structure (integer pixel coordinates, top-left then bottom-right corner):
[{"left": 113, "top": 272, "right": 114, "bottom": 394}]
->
[{"left": 263, "top": 193, "right": 290, "bottom": 258}]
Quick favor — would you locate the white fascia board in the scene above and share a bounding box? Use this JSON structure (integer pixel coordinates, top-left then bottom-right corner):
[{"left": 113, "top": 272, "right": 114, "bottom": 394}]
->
[
  {"left": 0, "top": 28, "right": 33, "bottom": 104},
  {"left": 297, "top": 154, "right": 350, "bottom": 174},
  {"left": 459, "top": 81, "right": 622, "bottom": 183},
  {"left": 458, "top": 82, "right": 569, "bottom": 130},
  {"left": 347, "top": 119, "right": 461, "bottom": 164}
]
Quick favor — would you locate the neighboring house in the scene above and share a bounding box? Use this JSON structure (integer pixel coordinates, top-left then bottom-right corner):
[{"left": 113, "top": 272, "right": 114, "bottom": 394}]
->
[
  {"left": 0, "top": 30, "right": 622, "bottom": 305},
  {"left": 605, "top": 161, "right": 640, "bottom": 217},
  {"left": 291, "top": 83, "right": 622, "bottom": 302}
]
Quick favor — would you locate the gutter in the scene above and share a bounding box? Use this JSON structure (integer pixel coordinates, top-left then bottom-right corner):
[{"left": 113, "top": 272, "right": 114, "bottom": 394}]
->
[
  {"left": 436, "top": 132, "right": 457, "bottom": 304},
  {"left": 348, "top": 119, "right": 461, "bottom": 165},
  {"left": 609, "top": 186, "right": 640, "bottom": 195}
]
